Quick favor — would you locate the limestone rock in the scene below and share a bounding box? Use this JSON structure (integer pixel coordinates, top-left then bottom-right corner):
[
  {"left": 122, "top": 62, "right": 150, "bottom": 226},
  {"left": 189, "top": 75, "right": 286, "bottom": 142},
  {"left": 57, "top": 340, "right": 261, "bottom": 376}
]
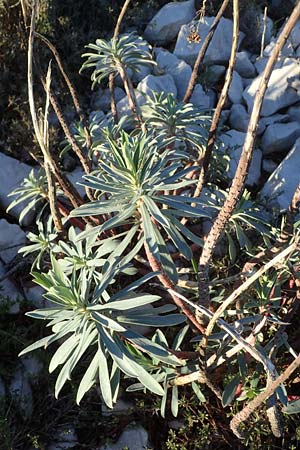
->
[
  {"left": 190, "top": 84, "right": 215, "bottom": 109},
  {"left": 243, "top": 58, "right": 300, "bottom": 116},
  {"left": 235, "top": 52, "right": 256, "bottom": 78},
  {"left": 174, "top": 16, "right": 244, "bottom": 66},
  {"left": 261, "top": 122, "right": 300, "bottom": 155},
  {"left": 100, "top": 425, "right": 149, "bottom": 450},
  {"left": 260, "top": 138, "right": 300, "bottom": 211},
  {"left": 92, "top": 87, "right": 126, "bottom": 112},
  {"left": 9, "top": 369, "right": 33, "bottom": 419},
  {"left": 0, "top": 261, "right": 23, "bottom": 314},
  {"left": 219, "top": 130, "right": 262, "bottom": 186},
  {"left": 0, "top": 219, "right": 26, "bottom": 264},
  {"left": 228, "top": 70, "right": 243, "bottom": 104},
  {"left": 154, "top": 47, "right": 192, "bottom": 100},
  {"left": 0, "top": 153, "right": 36, "bottom": 225},
  {"left": 144, "top": 0, "right": 195, "bottom": 46}
]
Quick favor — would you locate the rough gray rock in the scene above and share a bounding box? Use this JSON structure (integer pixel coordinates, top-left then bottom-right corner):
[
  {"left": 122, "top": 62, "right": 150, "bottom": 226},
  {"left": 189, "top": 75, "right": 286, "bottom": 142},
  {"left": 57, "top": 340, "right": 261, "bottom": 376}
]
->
[
  {"left": 144, "top": 0, "right": 195, "bottom": 46},
  {"left": 154, "top": 47, "right": 192, "bottom": 100},
  {"left": 235, "top": 51, "right": 256, "bottom": 78},
  {"left": 229, "top": 104, "right": 250, "bottom": 133},
  {"left": 21, "top": 356, "right": 43, "bottom": 382},
  {"left": 190, "top": 84, "right": 215, "bottom": 109},
  {"left": 243, "top": 58, "right": 300, "bottom": 116},
  {"left": 100, "top": 425, "right": 149, "bottom": 450},
  {"left": 23, "top": 285, "right": 52, "bottom": 309},
  {"left": 47, "top": 425, "right": 78, "bottom": 450},
  {"left": 174, "top": 16, "right": 244, "bottom": 66},
  {"left": 263, "top": 159, "right": 278, "bottom": 174},
  {"left": 117, "top": 74, "right": 177, "bottom": 117},
  {"left": 0, "top": 219, "right": 26, "bottom": 264},
  {"left": 219, "top": 130, "right": 262, "bottom": 186},
  {"left": 0, "top": 153, "right": 36, "bottom": 225},
  {"left": 138, "top": 73, "right": 177, "bottom": 98},
  {"left": 92, "top": 87, "right": 126, "bottom": 112},
  {"left": 261, "top": 121, "right": 300, "bottom": 155},
  {"left": 228, "top": 70, "right": 244, "bottom": 104},
  {"left": 0, "top": 261, "right": 23, "bottom": 314},
  {"left": 9, "top": 369, "right": 33, "bottom": 419},
  {"left": 67, "top": 167, "right": 87, "bottom": 199},
  {"left": 287, "top": 103, "right": 300, "bottom": 122},
  {"left": 260, "top": 138, "right": 300, "bottom": 211},
  {"left": 208, "top": 65, "right": 226, "bottom": 83}
]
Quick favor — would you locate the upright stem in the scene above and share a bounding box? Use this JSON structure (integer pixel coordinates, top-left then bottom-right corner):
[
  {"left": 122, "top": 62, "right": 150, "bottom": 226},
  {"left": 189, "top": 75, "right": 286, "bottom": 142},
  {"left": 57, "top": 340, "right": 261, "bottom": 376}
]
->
[
  {"left": 183, "top": 0, "right": 230, "bottom": 103},
  {"left": 109, "top": 0, "right": 131, "bottom": 122},
  {"left": 197, "top": 0, "right": 300, "bottom": 309},
  {"left": 193, "top": 0, "right": 239, "bottom": 200}
]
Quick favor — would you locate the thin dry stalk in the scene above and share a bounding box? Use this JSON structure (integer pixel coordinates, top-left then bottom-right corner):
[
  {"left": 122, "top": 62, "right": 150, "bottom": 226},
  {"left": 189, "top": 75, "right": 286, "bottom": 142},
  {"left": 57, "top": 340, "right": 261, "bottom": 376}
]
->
[
  {"left": 193, "top": 0, "right": 239, "bottom": 201},
  {"left": 197, "top": 1, "right": 300, "bottom": 309},
  {"left": 143, "top": 242, "right": 205, "bottom": 334},
  {"left": 109, "top": 0, "right": 131, "bottom": 122},
  {"left": 260, "top": 7, "right": 268, "bottom": 59},
  {"left": 203, "top": 242, "right": 298, "bottom": 346},
  {"left": 35, "top": 32, "right": 93, "bottom": 155},
  {"left": 230, "top": 355, "right": 300, "bottom": 439},
  {"left": 183, "top": 0, "right": 230, "bottom": 103},
  {"left": 28, "top": 3, "right": 63, "bottom": 233}
]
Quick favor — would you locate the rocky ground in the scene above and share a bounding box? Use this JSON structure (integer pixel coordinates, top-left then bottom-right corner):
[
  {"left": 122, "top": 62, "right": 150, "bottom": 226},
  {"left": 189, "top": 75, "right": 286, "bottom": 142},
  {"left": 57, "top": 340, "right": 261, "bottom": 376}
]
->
[{"left": 1, "top": 0, "right": 300, "bottom": 448}]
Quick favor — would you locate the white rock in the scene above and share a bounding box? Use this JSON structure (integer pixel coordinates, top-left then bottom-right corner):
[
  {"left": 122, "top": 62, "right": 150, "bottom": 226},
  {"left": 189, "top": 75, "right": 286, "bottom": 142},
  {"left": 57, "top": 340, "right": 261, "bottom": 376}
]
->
[
  {"left": 277, "top": 18, "right": 300, "bottom": 50},
  {"left": 261, "top": 122, "right": 300, "bottom": 155},
  {"left": 67, "top": 167, "right": 87, "bottom": 199},
  {"left": 144, "top": 0, "right": 195, "bottom": 46},
  {"left": 154, "top": 48, "right": 192, "bottom": 100},
  {"left": 287, "top": 103, "right": 300, "bottom": 122},
  {"left": 190, "top": 84, "right": 214, "bottom": 109},
  {"left": 243, "top": 58, "right": 300, "bottom": 116},
  {"left": 174, "top": 16, "right": 244, "bottom": 66},
  {"left": 9, "top": 369, "right": 33, "bottom": 419},
  {"left": 117, "top": 74, "right": 177, "bottom": 118},
  {"left": 138, "top": 73, "right": 177, "bottom": 98},
  {"left": 92, "top": 87, "right": 126, "bottom": 112},
  {"left": 21, "top": 355, "right": 43, "bottom": 381},
  {"left": 259, "top": 114, "right": 290, "bottom": 128},
  {"left": 102, "top": 398, "right": 133, "bottom": 416},
  {"left": 0, "top": 153, "right": 36, "bottom": 225},
  {"left": 0, "top": 219, "right": 26, "bottom": 264},
  {"left": 260, "top": 138, "right": 300, "bottom": 211},
  {"left": 23, "top": 285, "right": 53, "bottom": 309},
  {"left": 219, "top": 130, "right": 262, "bottom": 186},
  {"left": 229, "top": 104, "right": 249, "bottom": 133},
  {"left": 263, "top": 159, "right": 278, "bottom": 173},
  {"left": 0, "top": 261, "right": 23, "bottom": 314},
  {"left": 264, "top": 37, "right": 295, "bottom": 58},
  {"left": 208, "top": 65, "right": 226, "bottom": 83},
  {"left": 228, "top": 70, "right": 243, "bottom": 104},
  {"left": 100, "top": 425, "right": 149, "bottom": 450},
  {"left": 47, "top": 425, "right": 78, "bottom": 450},
  {"left": 254, "top": 56, "right": 285, "bottom": 74},
  {"left": 235, "top": 52, "right": 256, "bottom": 78}
]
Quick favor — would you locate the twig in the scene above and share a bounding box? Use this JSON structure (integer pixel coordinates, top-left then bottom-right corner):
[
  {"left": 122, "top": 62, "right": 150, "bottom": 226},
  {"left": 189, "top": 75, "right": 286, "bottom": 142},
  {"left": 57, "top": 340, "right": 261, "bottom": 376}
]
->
[
  {"left": 28, "top": 2, "right": 63, "bottom": 233},
  {"left": 183, "top": 0, "right": 230, "bottom": 103},
  {"left": 35, "top": 32, "right": 93, "bottom": 156},
  {"left": 260, "top": 7, "right": 268, "bottom": 59},
  {"left": 197, "top": 2, "right": 300, "bottom": 309},
  {"left": 203, "top": 242, "right": 298, "bottom": 346},
  {"left": 144, "top": 242, "right": 205, "bottom": 334},
  {"left": 230, "top": 354, "right": 300, "bottom": 439},
  {"left": 193, "top": 0, "right": 239, "bottom": 200}
]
